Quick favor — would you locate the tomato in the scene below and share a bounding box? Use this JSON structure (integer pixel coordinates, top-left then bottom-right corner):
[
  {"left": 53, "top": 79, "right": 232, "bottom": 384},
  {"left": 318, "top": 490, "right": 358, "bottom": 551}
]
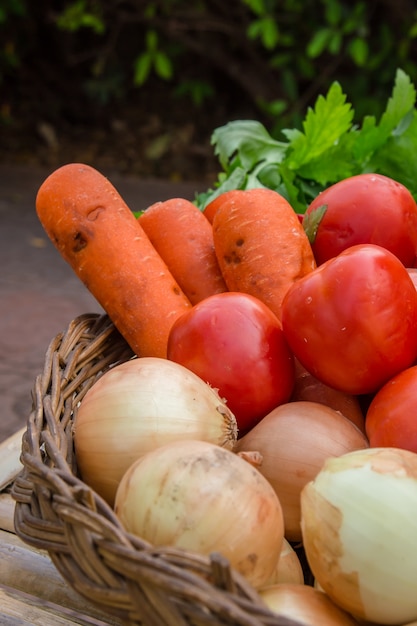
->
[
  {"left": 303, "top": 173, "right": 417, "bottom": 266},
  {"left": 167, "top": 292, "right": 295, "bottom": 434},
  {"left": 281, "top": 244, "right": 417, "bottom": 395},
  {"left": 366, "top": 366, "right": 417, "bottom": 452},
  {"left": 407, "top": 267, "right": 417, "bottom": 289}
]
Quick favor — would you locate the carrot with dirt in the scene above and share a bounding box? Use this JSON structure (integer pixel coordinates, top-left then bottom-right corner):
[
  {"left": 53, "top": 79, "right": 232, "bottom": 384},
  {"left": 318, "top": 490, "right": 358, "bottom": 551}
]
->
[
  {"left": 212, "top": 187, "right": 316, "bottom": 320},
  {"left": 202, "top": 190, "right": 244, "bottom": 224},
  {"left": 35, "top": 163, "right": 192, "bottom": 358},
  {"left": 139, "top": 197, "right": 227, "bottom": 304}
]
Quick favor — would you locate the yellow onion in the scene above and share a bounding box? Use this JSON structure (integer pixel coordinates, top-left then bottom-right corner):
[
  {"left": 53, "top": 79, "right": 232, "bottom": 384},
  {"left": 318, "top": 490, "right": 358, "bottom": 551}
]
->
[
  {"left": 74, "top": 357, "right": 237, "bottom": 505},
  {"left": 313, "top": 579, "right": 380, "bottom": 626},
  {"left": 291, "top": 358, "right": 366, "bottom": 434},
  {"left": 301, "top": 447, "right": 417, "bottom": 625},
  {"left": 114, "top": 439, "right": 284, "bottom": 589},
  {"left": 263, "top": 538, "right": 305, "bottom": 586},
  {"left": 236, "top": 401, "right": 369, "bottom": 541},
  {"left": 258, "top": 583, "right": 359, "bottom": 625}
]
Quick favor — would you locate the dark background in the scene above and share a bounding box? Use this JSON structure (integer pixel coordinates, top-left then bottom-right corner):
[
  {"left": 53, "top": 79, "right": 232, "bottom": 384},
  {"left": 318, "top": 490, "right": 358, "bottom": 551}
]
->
[{"left": 2, "top": 0, "right": 417, "bottom": 184}]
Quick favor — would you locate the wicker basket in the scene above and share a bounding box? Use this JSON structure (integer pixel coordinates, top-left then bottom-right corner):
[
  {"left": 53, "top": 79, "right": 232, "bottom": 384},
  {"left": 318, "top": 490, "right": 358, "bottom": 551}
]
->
[{"left": 12, "top": 312, "right": 305, "bottom": 626}]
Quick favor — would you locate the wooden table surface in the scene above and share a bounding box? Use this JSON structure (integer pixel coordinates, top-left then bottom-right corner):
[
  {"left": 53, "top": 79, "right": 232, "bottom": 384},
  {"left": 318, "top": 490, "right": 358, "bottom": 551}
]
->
[{"left": 0, "top": 428, "right": 124, "bottom": 625}]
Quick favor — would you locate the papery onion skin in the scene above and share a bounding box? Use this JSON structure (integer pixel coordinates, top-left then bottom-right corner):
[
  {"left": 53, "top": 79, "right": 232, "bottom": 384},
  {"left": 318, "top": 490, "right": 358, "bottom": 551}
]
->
[
  {"left": 236, "top": 401, "right": 369, "bottom": 541},
  {"left": 263, "top": 538, "right": 305, "bottom": 586},
  {"left": 74, "top": 357, "right": 237, "bottom": 506},
  {"left": 301, "top": 447, "right": 417, "bottom": 625},
  {"left": 114, "top": 439, "right": 284, "bottom": 589},
  {"left": 291, "top": 358, "right": 366, "bottom": 434},
  {"left": 258, "top": 583, "right": 360, "bottom": 625}
]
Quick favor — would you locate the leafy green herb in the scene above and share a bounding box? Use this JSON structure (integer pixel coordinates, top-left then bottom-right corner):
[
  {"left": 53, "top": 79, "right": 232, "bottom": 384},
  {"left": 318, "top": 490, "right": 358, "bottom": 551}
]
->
[{"left": 195, "top": 68, "right": 417, "bottom": 213}]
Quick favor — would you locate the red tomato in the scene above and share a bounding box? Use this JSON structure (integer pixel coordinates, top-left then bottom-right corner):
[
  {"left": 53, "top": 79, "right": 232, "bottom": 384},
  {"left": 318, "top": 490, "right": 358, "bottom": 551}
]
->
[
  {"left": 167, "top": 292, "right": 295, "bottom": 434},
  {"left": 303, "top": 173, "right": 417, "bottom": 266},
  {"left": 281, "top": 244, "right": 417, "bottom": 395},
  {"left": 407, "top": 267, "right": 417, "bottom": 289},
  {"left": 366, "top": 365, "right": 417, "bottom": 452}
]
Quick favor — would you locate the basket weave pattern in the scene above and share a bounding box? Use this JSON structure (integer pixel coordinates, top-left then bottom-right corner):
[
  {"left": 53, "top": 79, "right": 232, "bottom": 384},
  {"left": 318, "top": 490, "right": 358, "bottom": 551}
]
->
[{"left": 12, "top": 313, "right": 303, "bottom": 626}]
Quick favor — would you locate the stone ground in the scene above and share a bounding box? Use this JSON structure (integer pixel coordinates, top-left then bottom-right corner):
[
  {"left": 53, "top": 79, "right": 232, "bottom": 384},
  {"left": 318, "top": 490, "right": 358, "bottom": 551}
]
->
[{"left": 0, "top": 164, "right": 205, "bottom": 442}]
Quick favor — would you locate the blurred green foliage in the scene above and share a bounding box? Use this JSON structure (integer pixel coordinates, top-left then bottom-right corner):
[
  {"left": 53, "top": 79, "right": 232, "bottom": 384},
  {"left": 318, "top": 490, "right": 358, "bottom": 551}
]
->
[{"left": 1, "top": 0, "right": 417, "bottom": 136}]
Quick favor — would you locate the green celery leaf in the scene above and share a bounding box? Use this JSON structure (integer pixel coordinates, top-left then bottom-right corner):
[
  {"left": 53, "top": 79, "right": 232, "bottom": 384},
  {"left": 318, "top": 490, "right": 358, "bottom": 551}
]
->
[
  {"left": 379, "top": 68, "right": 416, "bottom": 135},
  {"left": 295, "top": 177, "right": 325, "bottom": 210},
  {"left": 256, "top": 162, "right": 282, "bottom": 191},
  {"left": 212, "top": 120, "right": 287, "bottom": 172},
  {"left": 351, "top": 114, "right": 378, "bottom": 164},
  {"left": 279, "top": 166, "right": 306, "bottom": 212},
  {"left": 281, "top": 127, "right": 302, "bottom": 143},
  {"left": 244, "top": 171, "right": 270, "bottom": 189},
  {"left": 353, "top": 69, "right": 416, "bottom": 165},
  {"left": 202, "top": 68, "right": 417, "bottom": 213},
  {"left": 367, "top": 110, "right": 417, "bottom": 198},
  {"left": 285, "top": 81, "right": 354, "bottom": 169},
  {"left": 296, "top": 130, "right": 359, "bottom": 185}
]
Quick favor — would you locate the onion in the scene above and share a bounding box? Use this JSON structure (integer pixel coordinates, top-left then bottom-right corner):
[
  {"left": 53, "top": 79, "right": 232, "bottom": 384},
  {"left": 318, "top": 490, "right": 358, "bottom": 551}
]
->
[
  {"left": 258, "top": 583, "right": 360, "bottom": 625},
  {"left": 291, "top": 358, "right": 366, "bottom": 434},
  {"left": 263, "top": 538, "right": 305, "bottom": 586},
  {"left": 74, "top": 357, "right": 237, "bottom": 505},
  {"left": 114, "top": 439, "right": 284, "bottom": 589},
  {"left": 235, "top": 401, "right": 369, "bottom": 541},
  {"left": 301, "top": 447, "right": 417, "bottom": 625}
]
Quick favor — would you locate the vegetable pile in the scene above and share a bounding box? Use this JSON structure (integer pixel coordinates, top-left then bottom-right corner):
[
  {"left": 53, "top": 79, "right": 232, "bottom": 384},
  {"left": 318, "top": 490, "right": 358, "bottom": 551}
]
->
[{"left": 35, "top": 68, "right": 417, "bottom": 625}]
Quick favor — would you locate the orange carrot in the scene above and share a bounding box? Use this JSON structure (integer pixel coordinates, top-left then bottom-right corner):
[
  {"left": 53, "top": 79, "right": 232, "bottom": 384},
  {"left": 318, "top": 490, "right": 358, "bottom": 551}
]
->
[
  {"left": 139, "top": 197, "right": 227, "bottom": 304},
  {"left": 212, "top": 187, "right": 316, "bottom": 320},
  {"left": 203, "top": 190, "right": 244, "bottom": 224},
  {"left": 36, "top": 163, "right": 192, "bottom": 358}
]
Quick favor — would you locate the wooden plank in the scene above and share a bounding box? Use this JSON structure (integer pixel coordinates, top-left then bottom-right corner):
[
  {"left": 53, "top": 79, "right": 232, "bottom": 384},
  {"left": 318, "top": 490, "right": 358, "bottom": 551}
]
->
[
  {"left": 0, "top": 428, "right": 24, "bottom": 491},
  {"left": 0, "top": 529, "right": 123, "bottom": 625},
  {"left": 0, "top": 585, "right": 117, "bottom": 625}
]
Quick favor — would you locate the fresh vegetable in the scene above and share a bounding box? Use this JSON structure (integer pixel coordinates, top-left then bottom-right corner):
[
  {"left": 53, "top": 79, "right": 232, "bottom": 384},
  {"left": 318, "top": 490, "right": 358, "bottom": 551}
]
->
[
  {"left": 202, "top": 189, "right": 244, "bottom": 224},
  {"left": 303, "top": 173, "right": 417, "bottom": 266},
  {"left": 290, "top": 359, "right": 365, "bottom": 434},
  {"left": 195, "top": 69, "right": 417, "bottom": 214},
  {"left": 235, "top": 401, "right": 369, "bottom": 541},
  {"left": 281, "top": 244, "right": 417, "bottom": 395},
  {"left": 73, "top": 357, "right": 237, "bottom": 506},
  {"left": 365, "top": 365, "right": 417, "bottom": 452},
  {"left": 263, "top": 538, "right": 305, "bottom": 586},
  {"left": 212, "top": 187, "right": 316, "bottom": 321},
  {"left": 36, "top": 163, "right": 192, "bottom": 358},
  {"left": 408, "top": 267, "right": 417, "bottom": 287},
  {"left": 34, "top": 69, "right": 417, "bottom": 618},
  {"left": 138, "top": 197, "right": 227, "bottom": 304},
  {"left": 167, "top": 292, "right": 295, "bottom": 434},
  {"left": 301, "top": 447, "right": 417, "bottom": 625},
  {"left": 114, "top": 439, "right": 284, "bottom": 589},
  {"left": 258, "top": 583, "right": 360, "bottom": 625}
]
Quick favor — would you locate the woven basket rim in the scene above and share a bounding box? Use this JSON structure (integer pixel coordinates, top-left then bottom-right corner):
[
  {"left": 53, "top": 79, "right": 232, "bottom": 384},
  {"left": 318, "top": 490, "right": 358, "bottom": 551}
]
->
[{"left": 12, "top": 312, "right": 304, "bottom": 626}]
